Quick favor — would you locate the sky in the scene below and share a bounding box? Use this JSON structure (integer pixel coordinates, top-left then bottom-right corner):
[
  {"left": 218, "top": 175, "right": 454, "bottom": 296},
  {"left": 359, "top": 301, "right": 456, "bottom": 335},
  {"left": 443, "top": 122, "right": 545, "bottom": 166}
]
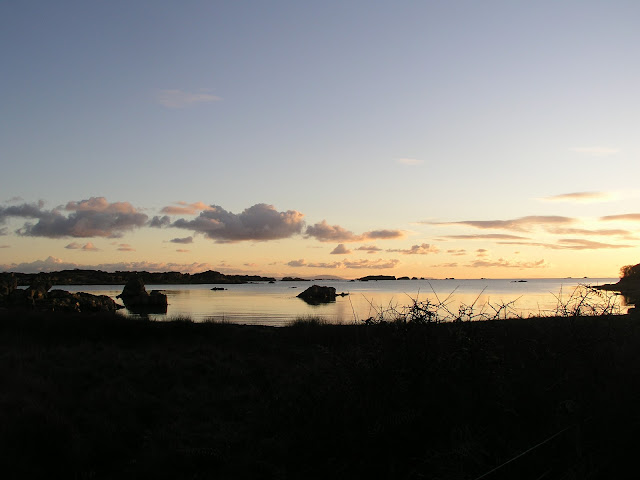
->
[{"left": 1, "top": 0, "right": 639, "bottom": 278}]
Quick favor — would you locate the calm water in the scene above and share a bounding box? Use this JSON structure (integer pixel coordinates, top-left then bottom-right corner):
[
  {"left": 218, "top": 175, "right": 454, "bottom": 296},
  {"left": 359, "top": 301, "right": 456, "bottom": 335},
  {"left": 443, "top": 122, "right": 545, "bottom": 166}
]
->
[{"left": 56, "top": 278, "right": 626, "bottom": 326}]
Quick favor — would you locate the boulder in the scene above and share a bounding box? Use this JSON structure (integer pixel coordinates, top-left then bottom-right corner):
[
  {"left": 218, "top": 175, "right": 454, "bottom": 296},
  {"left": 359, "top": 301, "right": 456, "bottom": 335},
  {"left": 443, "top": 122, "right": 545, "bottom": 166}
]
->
[
  {"left": 297, "top": 285, "right": 337, "bottom": 305},
  {"left": 117, "top": 277, "right": 168, "bottom": 313}
]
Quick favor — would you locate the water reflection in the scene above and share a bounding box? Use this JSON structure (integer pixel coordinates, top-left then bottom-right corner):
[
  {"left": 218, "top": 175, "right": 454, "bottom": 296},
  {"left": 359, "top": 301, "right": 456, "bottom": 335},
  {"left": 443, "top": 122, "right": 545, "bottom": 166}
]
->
[{"left": 57, "top": 278, "right": 624, "bottom": 326}]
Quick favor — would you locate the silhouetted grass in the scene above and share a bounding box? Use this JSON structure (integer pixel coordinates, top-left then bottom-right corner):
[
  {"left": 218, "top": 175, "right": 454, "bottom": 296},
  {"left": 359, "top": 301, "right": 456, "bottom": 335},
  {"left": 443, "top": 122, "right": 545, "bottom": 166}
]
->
[{"left": 1, "top": 308, "right": 639, "bottom": 478}]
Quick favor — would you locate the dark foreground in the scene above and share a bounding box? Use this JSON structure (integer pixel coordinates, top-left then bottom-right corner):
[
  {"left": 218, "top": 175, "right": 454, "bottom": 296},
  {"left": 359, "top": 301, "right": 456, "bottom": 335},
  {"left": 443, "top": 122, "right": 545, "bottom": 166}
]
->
[{"left": 1, "top": 312, "right": 640, "bottom": 479}]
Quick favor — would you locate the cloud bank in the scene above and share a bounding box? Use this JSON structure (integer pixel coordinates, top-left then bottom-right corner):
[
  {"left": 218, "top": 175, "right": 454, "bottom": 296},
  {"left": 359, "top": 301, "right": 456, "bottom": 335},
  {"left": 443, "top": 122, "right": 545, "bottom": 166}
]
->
[
  {"left": 1, "top": 198, "right": 148, "bottom": 238},
  {"left": 171, "top": 204, "right": 305, "bottom": 242}
]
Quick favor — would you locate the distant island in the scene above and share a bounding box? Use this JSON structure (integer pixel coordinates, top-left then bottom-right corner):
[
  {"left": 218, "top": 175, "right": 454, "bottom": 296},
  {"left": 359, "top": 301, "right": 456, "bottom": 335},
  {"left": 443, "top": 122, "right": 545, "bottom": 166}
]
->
[{"left": 7, "top": 269, "right": 276, "bottom": 286}]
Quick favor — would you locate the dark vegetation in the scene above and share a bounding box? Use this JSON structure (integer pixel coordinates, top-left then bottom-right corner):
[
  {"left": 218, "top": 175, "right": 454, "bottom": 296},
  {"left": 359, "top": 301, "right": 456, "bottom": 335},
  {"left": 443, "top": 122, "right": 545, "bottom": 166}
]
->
[
  {"left": 2, "top": 307, "right": 640, "bottom": 479},
  {"left": 9, "top": 269, "right": 276, "bottom": 286},
  {"left": 597, "top": 262, "right": 640, "bottom": 312}
]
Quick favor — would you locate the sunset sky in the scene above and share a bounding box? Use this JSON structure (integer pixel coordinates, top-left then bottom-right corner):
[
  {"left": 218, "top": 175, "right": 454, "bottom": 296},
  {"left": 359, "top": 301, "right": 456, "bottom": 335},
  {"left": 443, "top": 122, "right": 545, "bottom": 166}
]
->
[{"left": 1, "top": 1, "right": 639, "bottom": 278}]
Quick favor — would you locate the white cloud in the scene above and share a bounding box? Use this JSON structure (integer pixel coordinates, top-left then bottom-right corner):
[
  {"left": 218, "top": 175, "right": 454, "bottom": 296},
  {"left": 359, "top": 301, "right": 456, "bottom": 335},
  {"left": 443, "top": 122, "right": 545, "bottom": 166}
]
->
[{"left": 156, "top": 89, "right": 222, "bottom": 108}]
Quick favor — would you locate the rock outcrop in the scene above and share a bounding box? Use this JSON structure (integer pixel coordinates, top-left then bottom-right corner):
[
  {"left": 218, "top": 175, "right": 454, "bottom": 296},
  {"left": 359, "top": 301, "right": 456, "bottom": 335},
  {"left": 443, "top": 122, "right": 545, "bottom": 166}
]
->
[
  {"left": 116, "top": 277, "right": 168, "bottom": 313},
  {"left": 296, "top": 285, "right": 337, "bottom": 305},
  {"left": 0, "top": 273, "right": 121, "bottom": 312}
]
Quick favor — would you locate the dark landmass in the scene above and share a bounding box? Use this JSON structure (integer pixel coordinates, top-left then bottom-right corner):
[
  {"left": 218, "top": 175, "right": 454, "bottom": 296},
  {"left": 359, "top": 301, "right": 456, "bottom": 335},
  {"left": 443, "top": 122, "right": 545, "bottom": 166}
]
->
[
  {"left": 7, "top": 269, "right": 276, "bottom": 286},
  {"left": 281, "top": 276, "right": 309, "bottom": 282},
  {"left": 596, "top": 262, "right": 640, "bottom": 311},
  {"left": 358, "top": 275, "right": 396, "bottom": 281},
  {"left": 1, "top": 311, "right": 640, "bottom": 478}
]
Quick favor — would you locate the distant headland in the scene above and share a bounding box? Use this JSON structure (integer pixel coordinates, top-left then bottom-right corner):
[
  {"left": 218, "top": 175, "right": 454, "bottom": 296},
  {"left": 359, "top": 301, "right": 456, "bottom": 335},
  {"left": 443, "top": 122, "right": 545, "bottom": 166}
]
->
[{"left": 7, "top": 269, "right": 276, "bottom": 286}]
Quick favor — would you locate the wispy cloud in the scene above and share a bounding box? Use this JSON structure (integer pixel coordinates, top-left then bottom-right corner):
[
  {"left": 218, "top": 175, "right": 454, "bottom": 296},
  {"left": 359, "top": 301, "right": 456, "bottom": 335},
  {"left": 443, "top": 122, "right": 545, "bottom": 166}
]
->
[
  {"left": 386, "top": 243, "right": 440, "bottom": 255},
  {"left": 286, "top": 259, "right": 342, "bottom": 269},
  {"left": 117, "top": 244, "right": 135, "bottom": 252},
  {"left": 540, "top": 191, "right": 612, "bottom": 203},
  {"left": 545, "top": 227, "right": 630, "bottom": 236},
  {"left": 161, "top": 202, "right": 214, "bottom": 215},
  {"left": 176, "top": 249, "right": 190, "bottom": 253},
  {"left": 395, "top": 158, "right": 424, "bottom": 166},
  {"left": 465, "top": 258, "right": 548, "bottom": 269},
  {"left": 601, "top": 213, "right": 640, "bottom": 222},
  {"left": 431, "top": 216, "right": 576, "bottom": 232},
  {"left": 156, "top": 89, "right": 221, "bottom": 108},
  {"left": 569, "top": 147, "right": 620, "bottom": 156},
  {"left": 343, "top": 258, "right": 400, "bottom": 269},
  {"left": 447, "top": 249, "right": 467, "bottom": 256},
  {"left": 286, "top": 258, "right": 400, "bottom": 270},
  {"left": 0, "top": 245, "right": 10, "bottom": 248},
  {"left": 498, "top": 239, "right": 634, "bottom": 250},
  {"left": 305, "top": 220, "right": 404, "bottom": 243},
  {"left": 443, "top": 234, "right": 530, "bottom": 240}
]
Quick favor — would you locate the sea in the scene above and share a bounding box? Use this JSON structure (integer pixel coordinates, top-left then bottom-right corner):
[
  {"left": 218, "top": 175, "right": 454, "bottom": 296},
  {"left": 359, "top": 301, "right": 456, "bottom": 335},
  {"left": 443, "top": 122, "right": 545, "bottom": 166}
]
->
[{"left": 54, "top": 277, "right": 627, "bottom": 326}]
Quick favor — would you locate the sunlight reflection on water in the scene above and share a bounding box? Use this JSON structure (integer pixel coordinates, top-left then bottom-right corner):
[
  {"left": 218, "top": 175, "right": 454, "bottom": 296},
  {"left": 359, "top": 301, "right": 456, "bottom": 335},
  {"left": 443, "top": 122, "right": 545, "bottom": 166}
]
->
[{"left": 57, "top": 278, "right": 625, "bottom": 326}]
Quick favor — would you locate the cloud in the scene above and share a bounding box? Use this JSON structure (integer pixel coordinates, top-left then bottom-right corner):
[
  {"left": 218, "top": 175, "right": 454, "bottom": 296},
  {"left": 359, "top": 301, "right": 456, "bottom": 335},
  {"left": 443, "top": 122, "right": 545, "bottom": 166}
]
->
[
  {"left": 117, "top": 244, "right": 135, "bottom": 251},
  {"left": 356, "top": 244, "right": 382, "bottom": 253},
  {"left": 0, "top": 245, "right": 10, "bottom": 248},
  {"left": 286, "top": 258, "right": 399, "bottom": 270},
  {"left": 305, "top": 220, "right": 404, "bottom": 243},
  {"left": 386, "top": 243, "right": 440, "bottom": 255},
  {"left": 161, "top": 202, "right": 214, "bottom": 215},
  {"left": 286, "top": 259, "right": 307, "bottom": 267},
  {"left": 0, "top": 227, "right": 7, "bottom": 236},
  {"left": 443, "top": 234, "right": 530, "bottom": 240},
  {"left": 498, "top": 239, "right": 634, "bottom": 250},
  {"left": 545, "top": 227, "right": 630, "bottom": 236},
  {"left": 306, "top": 262, "right": 342, "bottom": 269},
  {"left": 305, "top": 221, "right": 358, "bottom": 242},
  {"left": 446, "top": 249, "right": 467, "bottom": 256},
  {"left": 156, "top": 89, "right": 221, "bottom": 108},
  {"left": 176, "top": 249, "right": 190, "bottom": 253},
  {"left": 465, "top": 258, "right": 548, "bottom": 269},
  {"left": 343, "top": 258, "right": 400, "bottom": 270},
  {"left": 285, "top": 259, "right": 342, "bottom": 269},
  {"left": 570, "top": 147, "right": 620, "bottom": 156},
  {"left": 170, "top": 236, "right": 194, "bottom": 244},
  {"left": 541, "top": 191, "right": 612, "bottom": 203},
  {"left": 601, "top": 213, "right": 640, "bottom": 222},
  {"left": 0, "top": 256, "right": 223, "bottom": 274},
  {"left": 395, "top": 158, "right": 424, "bottom": 166},
  {"left": 433, "top": 216, "right": 575, "bottom": 232},
  {"left": 330, "top": 244, "right": 352, "bottom": 255},
  {"left": 4, "top": 197, "right": 148, "bottom": 238},
  {"left": 432, "top": 262, "right": 458, "bottom": 268},
  {"left": 366, "top": 229, "right": 404, "bottom": 240},
  {"left": 149, "top": 215, "right": 171, "bottom": 228},
  {"left": 65, "top": 242, "right": 99, "bottom": 251},
  {"left": 172, "top": 203, "right": 305, "bottom": 243},
  {"left": 476, "top": 249, "right": 488, "bottom": 257}
]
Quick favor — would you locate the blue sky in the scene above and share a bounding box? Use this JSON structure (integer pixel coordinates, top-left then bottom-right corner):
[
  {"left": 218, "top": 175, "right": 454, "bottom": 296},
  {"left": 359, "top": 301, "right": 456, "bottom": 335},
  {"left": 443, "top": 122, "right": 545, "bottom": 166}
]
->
[{"left": 1, "top": 1, "right": 639, "bottom": 277}]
